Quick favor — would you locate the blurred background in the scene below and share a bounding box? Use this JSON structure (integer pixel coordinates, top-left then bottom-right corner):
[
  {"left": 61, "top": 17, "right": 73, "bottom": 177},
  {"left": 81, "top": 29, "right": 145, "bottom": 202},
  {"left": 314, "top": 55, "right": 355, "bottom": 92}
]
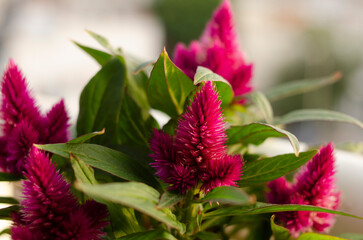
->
[{"left": 0, "top": 0, "right": 362, "bottom": 238}]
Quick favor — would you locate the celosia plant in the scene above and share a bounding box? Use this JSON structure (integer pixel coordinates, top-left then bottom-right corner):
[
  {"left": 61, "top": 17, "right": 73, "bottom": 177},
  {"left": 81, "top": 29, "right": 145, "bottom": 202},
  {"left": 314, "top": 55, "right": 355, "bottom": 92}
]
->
[{"left": 0, "top": 1, "right": 363, "bottom": 240}]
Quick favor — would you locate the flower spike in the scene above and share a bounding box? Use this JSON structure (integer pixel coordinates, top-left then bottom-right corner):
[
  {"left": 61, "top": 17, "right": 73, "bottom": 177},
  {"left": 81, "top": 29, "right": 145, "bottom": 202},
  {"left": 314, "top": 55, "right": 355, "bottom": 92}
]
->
[{"left": 173, "top": 0, "right": 253, "bottom": 100}]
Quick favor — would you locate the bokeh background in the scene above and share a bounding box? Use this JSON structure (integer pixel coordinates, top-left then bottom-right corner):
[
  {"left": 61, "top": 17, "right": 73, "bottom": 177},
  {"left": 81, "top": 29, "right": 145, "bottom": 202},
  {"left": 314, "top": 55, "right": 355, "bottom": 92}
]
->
[{"left": 0, "top": 0, "right": 362, "bottom": 238}]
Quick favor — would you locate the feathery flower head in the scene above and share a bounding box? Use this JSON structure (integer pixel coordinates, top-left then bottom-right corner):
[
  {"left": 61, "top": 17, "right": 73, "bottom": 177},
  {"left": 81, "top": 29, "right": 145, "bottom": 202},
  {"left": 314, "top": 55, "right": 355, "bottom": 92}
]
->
[
  {"left": 0, "top": 60, "right": 70, "bottom": 174},
  {"left": 11, "top": 148, "right": 108, "bottom": 239},
  {"left": 150, "top": 81, "right": 243, "bottom": 194},
  {"left": 173, "top": 0, "right": 253, "bottom": 100},
  {"left": 267, "top": 143, "right": 340, "bottom": 237}
]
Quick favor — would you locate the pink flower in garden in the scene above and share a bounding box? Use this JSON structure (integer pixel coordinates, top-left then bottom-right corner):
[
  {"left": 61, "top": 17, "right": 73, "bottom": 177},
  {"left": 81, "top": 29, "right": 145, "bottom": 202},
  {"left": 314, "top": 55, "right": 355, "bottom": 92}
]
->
[
  {"left": 267, "top": 143, "right": 340, "bottom": 237},
  {"left": 173, "top": 0, "right": 253, "bottom": 100},
  {"left": 11, "top": 148, "right": 108, "bottom": 239},
  {"left": 150, "top": 81, "right": 243, "bottom": 193},
  {"left": 0, "top": 60, "right": 70, "bottom": 174}
]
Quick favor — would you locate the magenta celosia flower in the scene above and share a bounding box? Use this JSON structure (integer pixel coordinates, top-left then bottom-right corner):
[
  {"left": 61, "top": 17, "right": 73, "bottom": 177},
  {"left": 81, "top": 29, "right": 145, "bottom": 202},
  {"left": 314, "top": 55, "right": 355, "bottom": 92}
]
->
[
  {"left": 173, "top": 0, "right": 253, "bottom": 100},
  {"left": 267, "top": 143, "right": 340, "bottom": 237},
  {"left": 150, "top": 81, "right": 243, "bottom": 193},
  {"left": 0, "top": 60, "right": 70, "bottom": 174},
  {"left": 11, "top": 148, "right": 108, "bottom": 239}
]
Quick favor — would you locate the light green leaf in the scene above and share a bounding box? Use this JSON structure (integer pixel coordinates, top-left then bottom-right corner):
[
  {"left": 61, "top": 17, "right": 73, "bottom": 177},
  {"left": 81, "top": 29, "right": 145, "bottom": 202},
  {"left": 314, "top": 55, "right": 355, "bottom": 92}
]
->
[
  {"left": 86, "top": 30, "right": 116, "bottom": 53},
  {"left": 299, "top": 232, "right": 346, "bottom": 240},
  {"left": 238, "top": 150, "right": 317, "bottom": 187},
  {"left": 68, "top": 129, "right": 105, "bottom": 143},
  {"left": 270, "top": 215, "right": 292, "bottom": 240},
  {"left": 0, "top": 172, "right": 22, "bottom": 181},
  {"left": 204, "top": 202, "right": 363, "bottom": 220},
  {"left": 265, "top": 72, "right": 342, "bottom": 101},
  {"left": 0, "top": 197, "right": 18, "bottom": 205},
  {"left": 157, "top": 191, "right": 185, "bottom": 209},
  {"left": 194, "top": 66, "right": 234, "bottom": 107},
  {"left": 227, "top": 122, "right": 300, "bottom": 156},
  {"left": 202, "top": 186, "right": 250, "bottom": 205},
  {"left": 77, "top": 182, "right": 185, "bottom": 233},
  {"left": 70, "top": 153, "right": 97, "bottom": 185},
  {"left": 147, "top": 49, "right": 196, "bottom": 117},
  {"left": 73, "top": 41, "right": 112, "bottom": 65},
  {"left": 116, "top": 229, "right": 177, "bottom": 240},
  {"left": 338, "top": 233, "right": 363, "bottom": 240},
  {"left": 275, "top": 109, "right": 363, "bottom": 129},
  {"left": 35, "top": 143, "right": 161, "bottom": 191},
  {"left": 249, "top": 92, "right": 274, "bottom": 124}
]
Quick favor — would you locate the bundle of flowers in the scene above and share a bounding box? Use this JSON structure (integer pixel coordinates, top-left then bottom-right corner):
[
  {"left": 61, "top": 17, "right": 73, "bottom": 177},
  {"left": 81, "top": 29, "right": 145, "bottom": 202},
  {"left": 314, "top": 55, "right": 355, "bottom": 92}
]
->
[{"left": 1, "top": 1, "right": 362, "bottom": 239}]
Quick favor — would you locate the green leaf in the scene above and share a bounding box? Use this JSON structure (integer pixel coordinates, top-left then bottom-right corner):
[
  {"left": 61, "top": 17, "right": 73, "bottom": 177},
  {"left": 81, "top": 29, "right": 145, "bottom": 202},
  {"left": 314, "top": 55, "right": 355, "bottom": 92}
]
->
[
  {"left": 73, "top": 41, "right": 112, "bottom": 65},
  {"left": 86, "top": 30, "right": 116, "bottom": 53},
  {"left": 249, "top": 92, "right": 274, "bottom": 124},
  {"left": 0, "top": 205, "right": 19, "bottom": 220},
  {"left": 147, "top": 49, "right": 196, "bottom": 117},
  {"left": 270, "top": 215, "right": 293, "bottom": 240},
  {"left": 70, "top": 153, "right": 97, "bottom": 185},
  {"left": 265, "top": 72, "right": 342, "bottom": 101},
  {"left": 338, "top": 233, "right": 363, "bottom": 240},
  {"left": 0, "top": 197, "right": 18, "bottom": 205},
  {"left": 132, "top": 61, "right": 154, "bottom": 75},
  {"left": 0, "top": 172, "right": 22, "bottom": 181},
  {"left": 275, "top": 109, "right": 363, "bottom": 129},
  {"left": 194, "top": 231, "right": 220, "bottom": 240},
  {"left": 76, "top": 57, "right": 157, "bottom": 148},
  {"left": 227, "top": 122, "right": 300, "bottom": 156},
  {"left": 69, "top": 129, "right": 105, "bottom": 143},
  {"left": 0, "top": 228, "right": 10, "bottom": 236},
  {"left": 204, "top": 202, "right": 363, "bottom": 220},
  {"left": 116, "top": 229, "right": 177, "bottom": 240},
  {"left": 298, "top": 233, "right": 346, "bottom": 240},
  {"left": 35, "top": 143, "right": 161, "bottom": 190},
  {"left": 157, "top": 191, "right": 185, "bottom": 209},
  {"left": 77, "top": 182, "right": 186, "bottom": 233},
  {"left": 194, "top": 66, "right": 234, "bottom": 107},
  {"left": 238, "top": 150, "right": 317, "bottom": 187},
  {"left": 202, "top": 186, "right": 250, "bottom": 205}
]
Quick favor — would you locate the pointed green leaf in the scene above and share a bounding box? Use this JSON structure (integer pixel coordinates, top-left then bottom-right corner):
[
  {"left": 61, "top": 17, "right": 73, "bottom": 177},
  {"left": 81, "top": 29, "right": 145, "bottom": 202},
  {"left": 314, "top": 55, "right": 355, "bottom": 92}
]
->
[
  {"left": 202, "top": 186, "right": 250, "bottom": 205},
  {"left": 239, "top": 150, "right": 317, "bottom": 187},
  {"left": 35, "top": 143, "right": 161, "bottom": 191},
  {"left": 73, "top": 41, "right": 112, "bottom": 65},
  {"left": 275, "top": 109, "right": 363, "bottom": 129},
  {"left": 77, "top": 182, "right": 185, "bottom": 233},
  {"left": 157, "top": 191, "right": 185, "bottom": 209},
  {"left": 116, "top": 229, "right": 177, "bottom": 240},
  {"left": 0, "top": 205, "right": 19, "bottom": 220},
  {"left": 249, "top": 92, "right": 274, "bottom": 124},
  {"left": 0, "top": 172, "right": 22, "bottom": 181},
  {"left": 86, "top": 30, "right": 115, "bottom": 53},
  {"left": 227, "top": 123, "right": 300, "bottom": 156},
  {"left": 194, "top": 66, "right": 233, "bottom": 107},
  {"left": 69, "top": 129, "right": 105, "bottom": 143},
  {"left": 270, "top": 215, "right": 292, "bottom": 240},
  {"left": 70, "top": 153, "right": 97, "bottom": 185},
  {"left": 204, "top": 202, "right": 363, "bottom": 220},
  {"left": 265, "top": 72, "right": 342, "bottom": 101},
  {"left": 147, "top": 49, "right": 196, "bottom": 117},
  {"left": 0, "top": 197, "right": 18, "bottom": 205}
]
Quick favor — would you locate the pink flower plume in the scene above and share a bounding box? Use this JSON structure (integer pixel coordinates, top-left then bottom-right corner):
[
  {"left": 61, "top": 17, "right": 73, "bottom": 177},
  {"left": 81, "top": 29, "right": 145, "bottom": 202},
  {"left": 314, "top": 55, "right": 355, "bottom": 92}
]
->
[
  {"left": 267, "top": 143, "right": 340, "bottom": 237},
  {"left": 173, "top": 0, "right": 253, "bottom": 100}
]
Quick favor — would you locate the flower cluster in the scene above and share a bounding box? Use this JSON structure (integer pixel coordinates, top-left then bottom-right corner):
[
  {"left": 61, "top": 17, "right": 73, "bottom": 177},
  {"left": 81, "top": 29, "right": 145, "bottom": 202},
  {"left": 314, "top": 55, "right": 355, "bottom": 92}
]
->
[
  {"left": 267, "top": 143, "right": 340, "bottom": 237},
  {"left": 173, "top": 0, "right": 253, "bottom": 100},
  {"left": 150, "top": 81, "right": 243, "bottom": 193},
  {"left": 0, "top": 60, "right": 69, "bottom": 175},
  {"left": 11, "top": 148, "right": 108, "bottom": 239}
]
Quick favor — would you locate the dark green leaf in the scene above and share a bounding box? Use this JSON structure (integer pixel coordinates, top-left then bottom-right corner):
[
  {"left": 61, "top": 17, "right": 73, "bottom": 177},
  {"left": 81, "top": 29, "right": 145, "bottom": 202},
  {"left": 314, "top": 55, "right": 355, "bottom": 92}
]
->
[
  {"left": 116, "top": 229, "right": 177, "bottom": 240},
  {"left": 147, "top": 49, "right": 196, "bottom": 117},
  {"left": 77, "top": 182, "right": 185, "bottom": 233},
  {"left": 0, "top": 205, "right": 19, "bottom": 220},
  {"left": 194, "top": 66, "right": 233, "bottom": 107},
  {"left": 73, "top": 41, "right": 112, "bottom": 65},
  {"left": 194, "top": 231, "right": 220, "bottom": 240},
  {"left": 0, "top": 172, "right": 22, "bottom": 181},
  {"left": 227, "top": 123, "right": 300, "bottom": 156},
  {"left": 238, "top": 150, "right": 317, "bottom": 187},
  {"left": 265, "top": 72, "right": 342, "bottom": 101},
  {"left": 157, "top": 191, "right": 185, "bottom": 209},
  {"left": 76, "top": 57, "right": 157, "bottom": 148},
  {"left": 249, "top": 92, "right": 274, "bottom": 124},
  {"left": 202, "top": 186, "right": 250, "bottom": 205},
  {"left": 275, "top": 109, "right": 363, "bottom": 129},
  {"left": 69, "top": 129, "right": 105, "bottom": 143},
  {"left": 0, "top": 197, "right": 18, "bottom": 205},
  {"left": 35, "top": 143, "right": 161, "bottom": 190},
  {"left": 204, "top": 202, "right": 363, "bottom": 220},
  {"left": 0, "top": 228, "right": 10, "bottom": 236}
]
